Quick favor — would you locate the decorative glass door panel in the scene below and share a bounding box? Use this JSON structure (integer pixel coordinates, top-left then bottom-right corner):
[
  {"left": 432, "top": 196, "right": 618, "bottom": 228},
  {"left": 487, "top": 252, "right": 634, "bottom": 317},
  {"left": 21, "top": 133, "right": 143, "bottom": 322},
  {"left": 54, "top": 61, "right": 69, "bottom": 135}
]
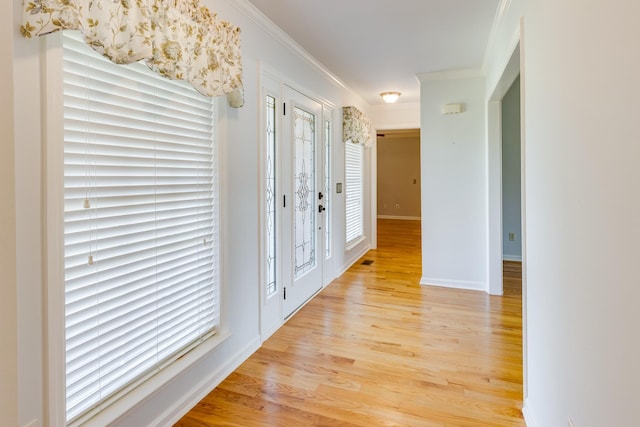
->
[
  {"left": 282, "top": 86, "right": 324, "bottom": 318},
  {"left": 294, "top": 107, "right": 316, "bottom": 278}
]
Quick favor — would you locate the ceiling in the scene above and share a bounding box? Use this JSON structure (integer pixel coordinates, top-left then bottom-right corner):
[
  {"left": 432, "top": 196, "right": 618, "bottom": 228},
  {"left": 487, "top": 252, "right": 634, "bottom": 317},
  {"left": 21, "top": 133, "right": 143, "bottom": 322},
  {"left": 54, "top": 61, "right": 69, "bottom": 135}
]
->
[{"left": 246, "top": 0, "right": 500, "bottom": 105}]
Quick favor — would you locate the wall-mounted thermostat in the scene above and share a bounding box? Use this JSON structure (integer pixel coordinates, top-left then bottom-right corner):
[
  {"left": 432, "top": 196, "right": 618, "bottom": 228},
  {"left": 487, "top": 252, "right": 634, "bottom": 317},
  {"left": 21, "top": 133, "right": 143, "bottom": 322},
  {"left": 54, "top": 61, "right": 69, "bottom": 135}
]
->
[{"left": 442, "top": 103, "right": 464, "bottom": 114}]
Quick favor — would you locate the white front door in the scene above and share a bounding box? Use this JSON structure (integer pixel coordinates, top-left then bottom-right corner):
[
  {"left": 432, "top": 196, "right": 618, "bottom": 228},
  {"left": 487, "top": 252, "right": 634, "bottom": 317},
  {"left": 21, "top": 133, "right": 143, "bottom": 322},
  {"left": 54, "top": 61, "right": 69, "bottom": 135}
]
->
[{"left": 282, "top": 86, "right": 325, "bottom": 317}]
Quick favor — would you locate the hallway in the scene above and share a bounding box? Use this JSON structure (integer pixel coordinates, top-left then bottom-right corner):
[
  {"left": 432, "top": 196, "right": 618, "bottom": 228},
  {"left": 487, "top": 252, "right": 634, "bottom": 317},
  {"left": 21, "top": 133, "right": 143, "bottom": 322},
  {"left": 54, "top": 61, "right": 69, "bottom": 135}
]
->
[{"left": 177, "top": 219, "right": 524, "bottom": 426}]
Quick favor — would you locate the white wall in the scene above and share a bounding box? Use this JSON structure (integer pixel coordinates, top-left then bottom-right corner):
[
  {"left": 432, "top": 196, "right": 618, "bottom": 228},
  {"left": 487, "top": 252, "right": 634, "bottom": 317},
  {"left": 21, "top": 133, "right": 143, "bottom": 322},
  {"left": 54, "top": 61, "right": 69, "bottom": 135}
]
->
[
  {"left": 418, "top": 72, "right": 488, "bottom": 291},
  {"left": 521, "top": 1, "right": 640, "bottom": 425},
  {"left": 9, "top": 0, "right": 374, "bottom": 425},
  {"left": 370, "top": 102, "right": 421, "bottom": 130},
  {"left": 1, "top": 0, "right": 18, "bottom": 425}
]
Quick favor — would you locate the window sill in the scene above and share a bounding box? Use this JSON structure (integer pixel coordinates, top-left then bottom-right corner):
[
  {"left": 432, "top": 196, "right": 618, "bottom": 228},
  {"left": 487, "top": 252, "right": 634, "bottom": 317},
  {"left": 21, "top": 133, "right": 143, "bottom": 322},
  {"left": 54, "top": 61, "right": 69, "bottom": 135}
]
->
[
  {"left": 345, "top": 235, "right": 366, "bottom": 251},
  {"left": 73, "top": 330, "right": 232, "bottom": 427}
]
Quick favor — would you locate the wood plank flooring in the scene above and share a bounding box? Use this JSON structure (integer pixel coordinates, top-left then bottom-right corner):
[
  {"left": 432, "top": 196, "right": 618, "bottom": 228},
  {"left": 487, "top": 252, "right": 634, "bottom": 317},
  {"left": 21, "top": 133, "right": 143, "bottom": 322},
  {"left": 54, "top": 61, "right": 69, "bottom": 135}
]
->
[{"left": 176, "top": 219, "right": 524, "bottom": 426}]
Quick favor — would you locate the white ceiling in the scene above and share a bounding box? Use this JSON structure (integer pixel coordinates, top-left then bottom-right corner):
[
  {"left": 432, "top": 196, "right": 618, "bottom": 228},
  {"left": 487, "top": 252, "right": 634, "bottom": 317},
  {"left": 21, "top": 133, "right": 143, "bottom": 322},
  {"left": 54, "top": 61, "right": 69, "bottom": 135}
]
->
[{"left": 246, "top": 0, "right": 500, "bottom": 105}]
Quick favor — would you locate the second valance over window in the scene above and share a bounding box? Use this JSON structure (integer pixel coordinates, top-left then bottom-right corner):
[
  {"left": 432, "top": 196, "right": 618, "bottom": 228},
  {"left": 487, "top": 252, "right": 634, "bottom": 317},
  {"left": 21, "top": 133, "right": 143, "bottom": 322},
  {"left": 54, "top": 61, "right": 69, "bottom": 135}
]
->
[{"left": 343, "top": 106, "right": 371, "bottom": 146}]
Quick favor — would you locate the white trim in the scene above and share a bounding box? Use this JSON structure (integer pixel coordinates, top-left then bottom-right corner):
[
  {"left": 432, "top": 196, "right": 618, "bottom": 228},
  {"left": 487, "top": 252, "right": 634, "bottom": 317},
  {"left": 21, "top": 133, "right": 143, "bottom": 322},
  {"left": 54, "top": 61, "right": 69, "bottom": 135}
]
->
[
  {"left": 417, "top": 68, "right": 484, "bottom": 82},
  {"left": 487, "top": 100, "right": 504, "bottom": 296},
  {"left": 482, "top": 0, "right": 515, "bottom": 73},
  {"left": 420, "top": 277, "right": 486, "bottom": 292},
  {"left": 336, "top": 244, "right": 370, "bottom": 278},
  {"left": 370, "top": 128, "right": 378, "bottom": 251},
  {"left": 90, "top": 332, "right": 232, "bottom": 427},
  {"left": 487, "top": 30, "right": 521, "bottom": 102},
  {"left": 260, "top": 322, "right": 281, "bottom": 343},
  {"left": 345, "top": 235, "right": 365, "bottom": 252},
  {"left": 522, "top": 401, "right": 537, "bottom": 427},
  {"left": 518, "top": 17, "right": 529, "bottom": 402},
  {"left": 261, "top": 62, "right": 336, "bottom": 113},
  {"left": 377, "top": 215, "right": 421, "bottom": 221},
  {"left": 502, "top": 254, "right": 522, "bottom": 262},
  {"left": 486, "top": 33, "right": 521, "bottom": 298},
  {"left": 44, "top": 32, "right": 66, "bottom": 427},
  {"left": 322, "top": 104, "right": 336, "bottom": 283},
  {"left": 153, "top": 335, "right": 261, "bottom": 426},
  {"left": 227, "top": 0, "right": 346, "bottom": 90}
]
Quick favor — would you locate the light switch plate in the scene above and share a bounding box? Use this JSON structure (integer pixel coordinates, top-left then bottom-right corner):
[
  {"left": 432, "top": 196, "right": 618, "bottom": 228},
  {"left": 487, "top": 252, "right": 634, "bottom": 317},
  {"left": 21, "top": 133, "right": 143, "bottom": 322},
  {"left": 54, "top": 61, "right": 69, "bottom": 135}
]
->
[{"left": 336, "top": 183, "right": 343, "bottom": 193}]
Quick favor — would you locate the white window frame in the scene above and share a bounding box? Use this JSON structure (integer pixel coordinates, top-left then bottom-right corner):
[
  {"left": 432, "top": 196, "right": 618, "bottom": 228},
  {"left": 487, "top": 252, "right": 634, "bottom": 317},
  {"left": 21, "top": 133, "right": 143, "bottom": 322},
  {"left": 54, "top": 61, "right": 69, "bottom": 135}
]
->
[
  {"left": 44, "top": 31, "right": 230, "bottom": 426},
  {"left": 345, "top": 142, "right": 364, "bottom": 248}
]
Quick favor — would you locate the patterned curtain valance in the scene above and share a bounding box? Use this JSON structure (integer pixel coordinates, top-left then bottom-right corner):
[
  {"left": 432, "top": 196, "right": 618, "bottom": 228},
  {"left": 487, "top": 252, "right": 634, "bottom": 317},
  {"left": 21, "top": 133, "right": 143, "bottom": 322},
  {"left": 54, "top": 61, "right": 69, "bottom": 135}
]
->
[
  {"left": 343, "top": 106, "right": 371, "bottom": 146},
  {"left": 21, "top": 0, "right": 244, "bottom": 107}
]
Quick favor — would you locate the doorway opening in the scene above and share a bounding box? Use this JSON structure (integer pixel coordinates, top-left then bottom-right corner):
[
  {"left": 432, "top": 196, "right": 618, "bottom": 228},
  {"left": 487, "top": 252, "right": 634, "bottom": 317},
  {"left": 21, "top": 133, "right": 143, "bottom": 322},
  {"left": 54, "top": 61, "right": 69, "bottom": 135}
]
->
[
  {"left": 376, "top": 128, "right": 422, "bottom": 221},
  {"left": 501, "top": 76, "right": 522, "bottom": 297}
]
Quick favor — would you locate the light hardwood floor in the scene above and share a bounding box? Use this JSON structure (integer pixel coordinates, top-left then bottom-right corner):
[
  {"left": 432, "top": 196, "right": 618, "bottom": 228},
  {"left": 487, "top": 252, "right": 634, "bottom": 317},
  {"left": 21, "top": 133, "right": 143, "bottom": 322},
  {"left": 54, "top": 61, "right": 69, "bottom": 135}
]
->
[{"left": 176, "top": 219, "right": 524, "bottom": 426}]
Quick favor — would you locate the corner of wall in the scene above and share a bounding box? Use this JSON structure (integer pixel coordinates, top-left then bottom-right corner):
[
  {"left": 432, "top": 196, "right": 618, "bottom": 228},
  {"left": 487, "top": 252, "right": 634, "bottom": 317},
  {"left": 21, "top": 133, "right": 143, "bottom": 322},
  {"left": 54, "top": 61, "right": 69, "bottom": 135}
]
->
[{"left": 420, "top": 277, "right": 487, "bottom": 292}]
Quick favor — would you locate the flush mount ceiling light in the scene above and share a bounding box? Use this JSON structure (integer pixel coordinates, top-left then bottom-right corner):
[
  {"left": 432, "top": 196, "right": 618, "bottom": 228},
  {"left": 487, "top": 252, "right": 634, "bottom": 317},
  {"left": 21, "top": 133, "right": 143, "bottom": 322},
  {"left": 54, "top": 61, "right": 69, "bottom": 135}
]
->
[{"left": 380, "top": 91, "right": 401, "bottom": 104}]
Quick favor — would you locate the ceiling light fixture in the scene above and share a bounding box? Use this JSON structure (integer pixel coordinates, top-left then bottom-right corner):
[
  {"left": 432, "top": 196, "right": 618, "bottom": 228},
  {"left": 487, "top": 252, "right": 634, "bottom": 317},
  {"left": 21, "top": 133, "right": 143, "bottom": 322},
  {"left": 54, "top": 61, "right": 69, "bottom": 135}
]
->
[{"left": 380, "top": 91, "right": 401, "bottom": 104}]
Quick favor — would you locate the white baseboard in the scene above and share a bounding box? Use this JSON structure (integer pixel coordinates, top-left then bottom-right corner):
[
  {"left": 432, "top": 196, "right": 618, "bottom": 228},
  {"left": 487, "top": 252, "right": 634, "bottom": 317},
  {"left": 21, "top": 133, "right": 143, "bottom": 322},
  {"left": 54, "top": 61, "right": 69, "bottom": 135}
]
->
[
  {"left": 337, "top": 244, "right": 371, "bottom": 277},
  {"left": 377, "top": 215, "right": 421, "bottom": 221},
  {"left": 420, "top": 276, "right": 486, "bottom": 292},
  {"left": 503, "top": 254, "right": 523, "bottom": 262},
  {"left": 522, "top": 400, "right": 537, "bottom": 427},
  {"left": 154, "top": 336, "right": 262, "bottom": 426}
]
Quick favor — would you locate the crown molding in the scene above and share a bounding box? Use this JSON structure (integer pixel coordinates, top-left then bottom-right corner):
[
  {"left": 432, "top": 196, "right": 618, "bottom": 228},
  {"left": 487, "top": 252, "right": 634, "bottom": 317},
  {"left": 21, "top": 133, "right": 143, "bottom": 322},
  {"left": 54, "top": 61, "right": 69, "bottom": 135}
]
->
[
  {"left": 226, "top": 0, "right": 346, "bottom": 89},
  {"left": 482, "top": 0, "right": 514, "bottom": 71},
  {"left": 417, "top": 68, "right": 484, "bottom": 82}
]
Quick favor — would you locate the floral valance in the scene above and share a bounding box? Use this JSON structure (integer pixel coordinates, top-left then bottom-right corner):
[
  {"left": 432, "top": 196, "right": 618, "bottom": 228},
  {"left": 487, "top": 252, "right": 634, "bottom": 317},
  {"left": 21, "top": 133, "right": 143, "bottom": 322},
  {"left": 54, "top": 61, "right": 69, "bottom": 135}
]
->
[
  {"left": 343, "top": 106, "right": 371, "bottom": 146},
  {"left": 21, "top": 0, "right": 244, "bottom": 107}
]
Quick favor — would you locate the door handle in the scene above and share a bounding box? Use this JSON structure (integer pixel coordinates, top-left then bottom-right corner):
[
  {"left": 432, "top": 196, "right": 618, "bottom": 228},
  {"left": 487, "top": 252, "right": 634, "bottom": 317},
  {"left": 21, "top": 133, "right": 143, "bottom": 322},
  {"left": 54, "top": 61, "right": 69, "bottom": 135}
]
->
[{"left": 318, "top": 204, "right": 326, "bottom": 213}]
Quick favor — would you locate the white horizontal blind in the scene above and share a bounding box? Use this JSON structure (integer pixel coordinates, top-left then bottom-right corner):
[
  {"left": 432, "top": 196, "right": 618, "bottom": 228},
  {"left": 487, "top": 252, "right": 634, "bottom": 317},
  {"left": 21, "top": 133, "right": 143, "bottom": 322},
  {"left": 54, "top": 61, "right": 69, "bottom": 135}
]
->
[
  {"left": 345, "top": 142, "right": 363, "bottom": 245},
  {"left": 62, "top": 32, "right": 218, "bottom": 423}
]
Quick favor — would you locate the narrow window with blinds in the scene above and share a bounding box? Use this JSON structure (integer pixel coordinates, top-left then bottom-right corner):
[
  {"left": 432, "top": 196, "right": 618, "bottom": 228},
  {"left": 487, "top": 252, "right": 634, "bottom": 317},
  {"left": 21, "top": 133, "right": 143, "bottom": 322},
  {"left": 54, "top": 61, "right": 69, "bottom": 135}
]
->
[
  {"left": 345, "top": 142, "right": 364, "bottom": 246},
  {"left": 62, "top": 31, "right": 219, "bottom": 423}
]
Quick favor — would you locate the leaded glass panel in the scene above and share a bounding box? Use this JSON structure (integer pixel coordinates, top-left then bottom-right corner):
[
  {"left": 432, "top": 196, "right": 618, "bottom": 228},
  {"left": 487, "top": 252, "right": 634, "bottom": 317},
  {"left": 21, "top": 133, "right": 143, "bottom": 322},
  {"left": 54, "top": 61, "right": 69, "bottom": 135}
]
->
[
  {"left": 265, "top": 95, "right": 277, "bottom": 296},
  {"left": 294, "top": 107, "right": 316, "bottom": 277},
  {"left": 324, "top": 119, "right": 331, "bottom": 259}
]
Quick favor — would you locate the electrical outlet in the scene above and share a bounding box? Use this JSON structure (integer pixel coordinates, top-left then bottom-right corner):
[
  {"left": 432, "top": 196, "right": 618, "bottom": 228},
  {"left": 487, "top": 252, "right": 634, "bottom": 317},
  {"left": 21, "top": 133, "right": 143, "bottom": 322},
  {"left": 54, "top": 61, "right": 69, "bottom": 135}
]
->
[
  {"left": 395, "top": 204, "right": 400, "bottom": 209},
  {"left": 508, "top": 232, "right": 515, "bottom": 241}
]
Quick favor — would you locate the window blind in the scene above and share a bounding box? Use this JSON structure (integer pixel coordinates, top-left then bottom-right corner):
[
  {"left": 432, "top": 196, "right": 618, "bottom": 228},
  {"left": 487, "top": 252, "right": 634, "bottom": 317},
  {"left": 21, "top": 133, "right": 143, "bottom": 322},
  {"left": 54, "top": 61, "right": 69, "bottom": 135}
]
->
[
  {"left": 345, "top": 142, "right": 363, "bottom": 245},
  {"left": 62, "top": 31, "right": 219, "bottom": 423}
]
